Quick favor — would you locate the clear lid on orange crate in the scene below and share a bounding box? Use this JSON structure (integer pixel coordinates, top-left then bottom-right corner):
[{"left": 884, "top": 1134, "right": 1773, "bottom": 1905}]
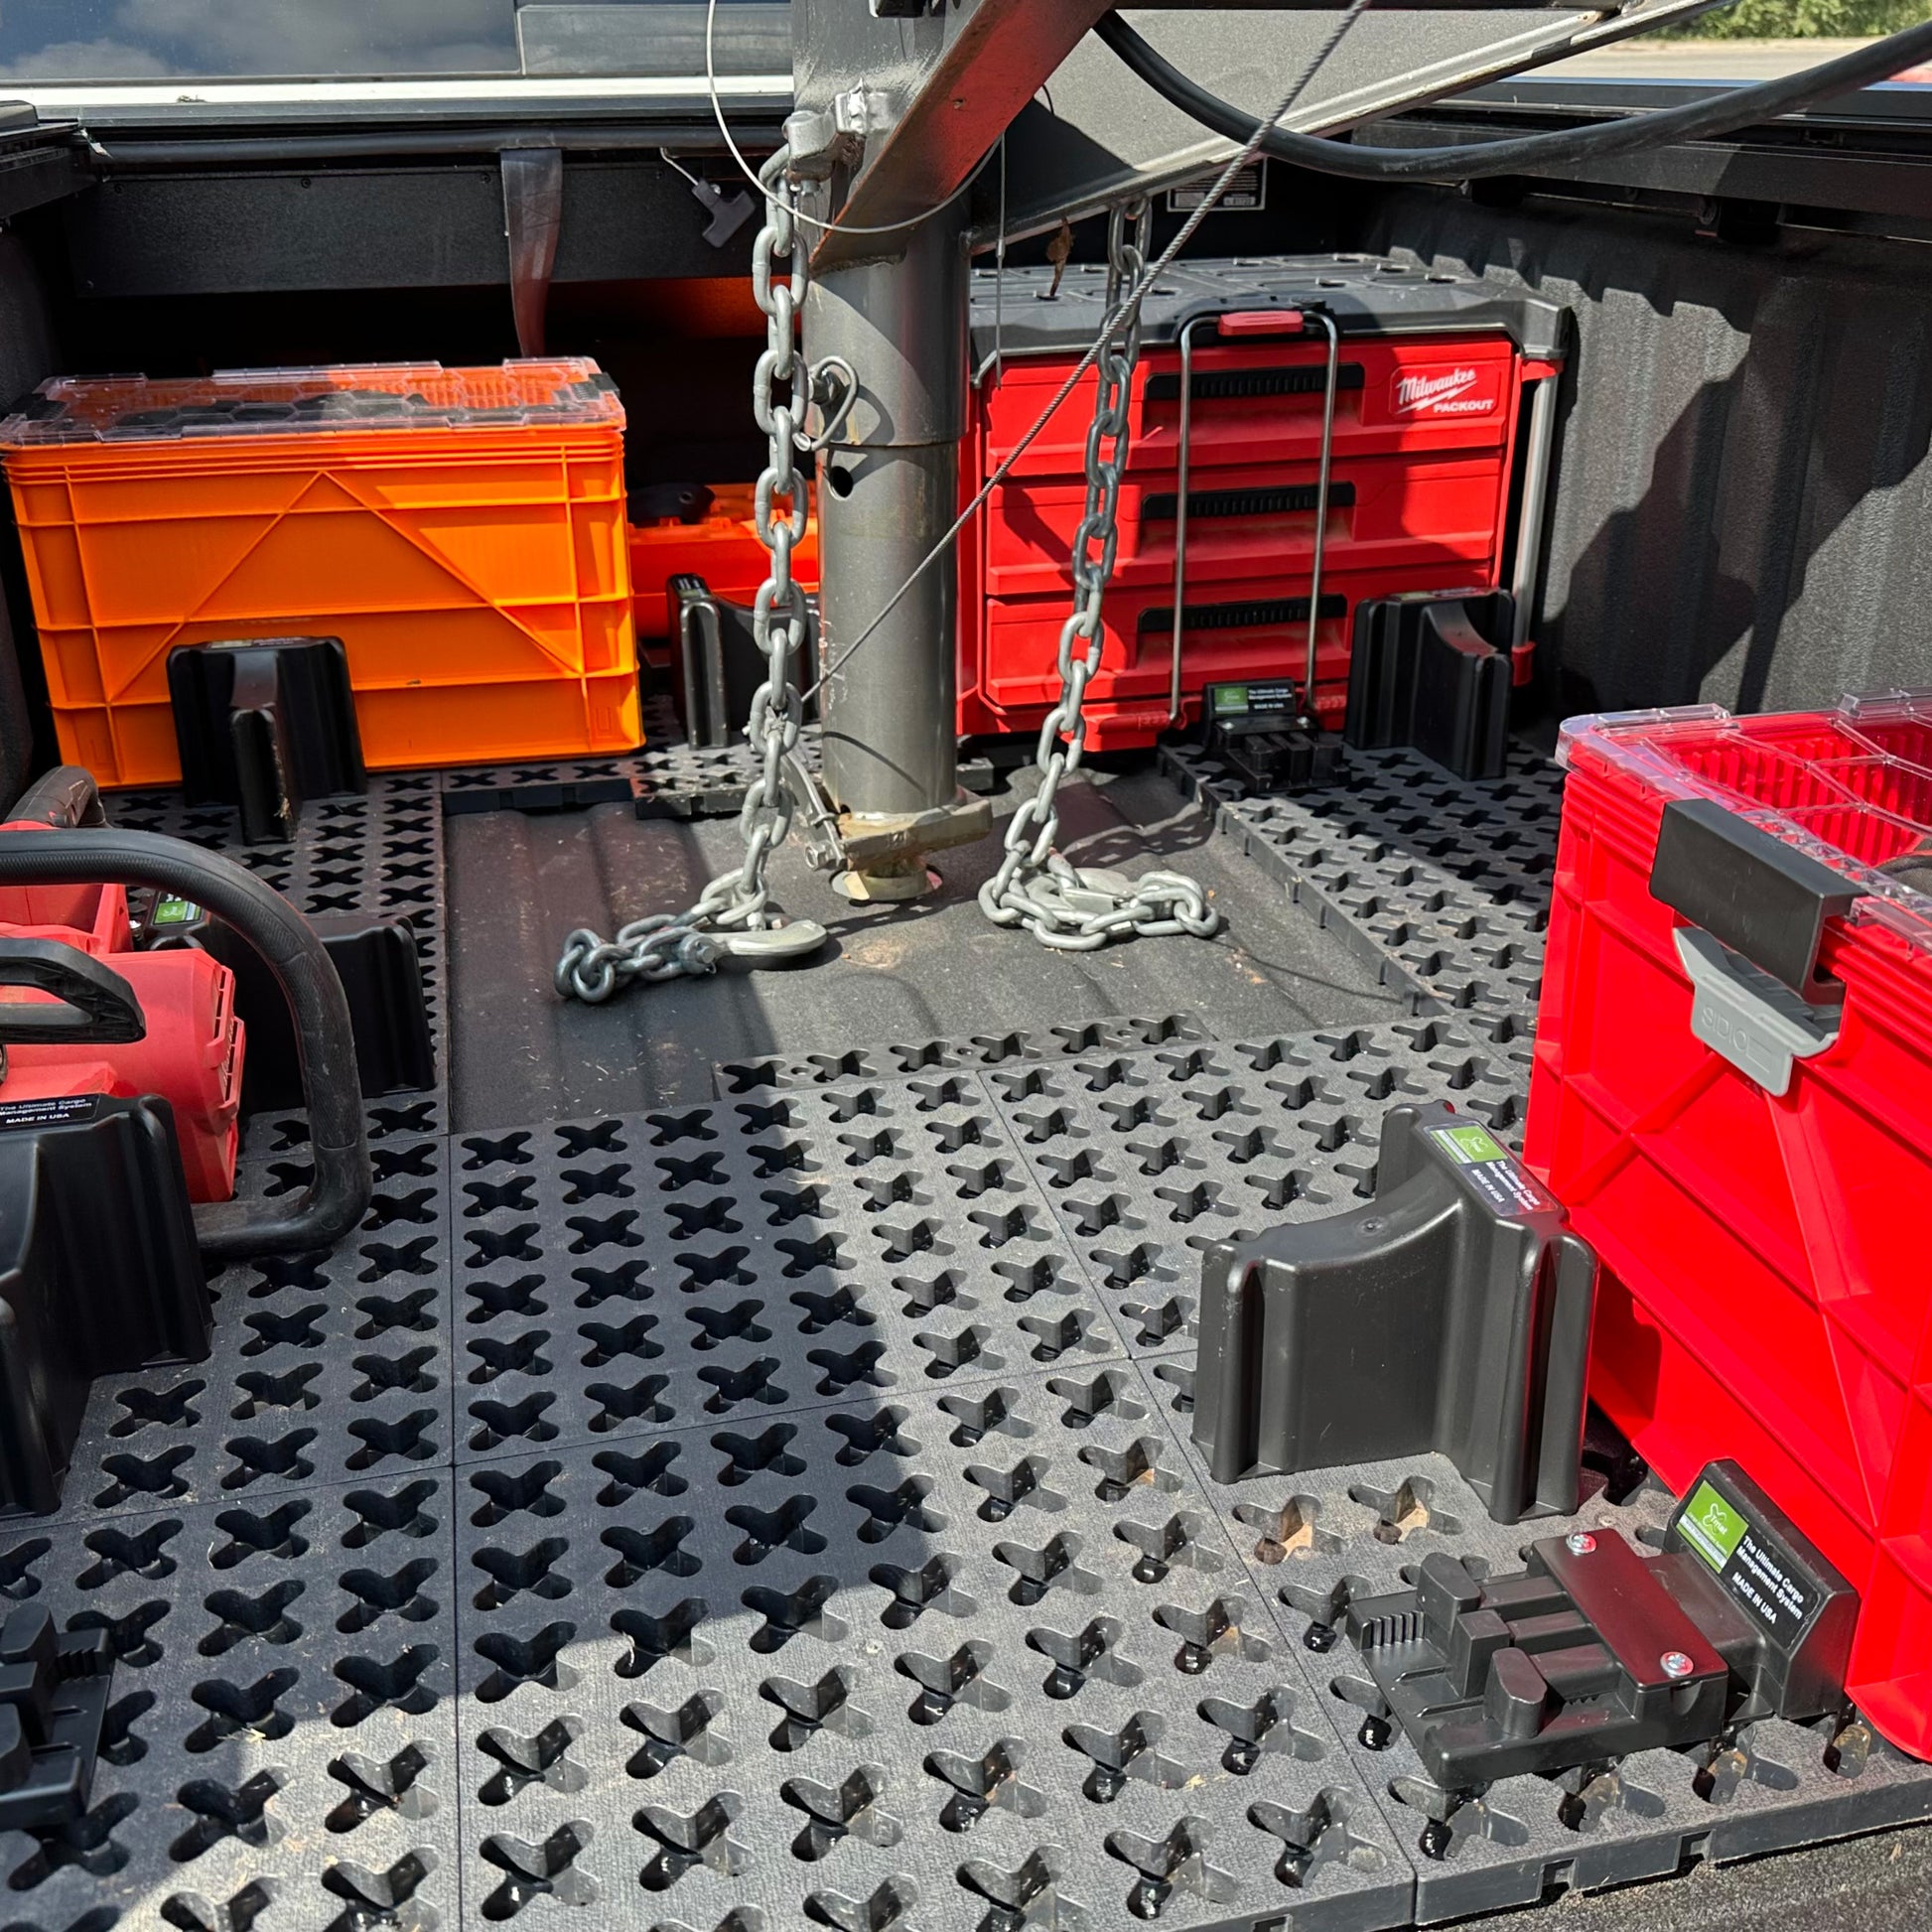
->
[
  {"left": 0, "top": 359, "right": 623, "bottom": 446},
  {"left": 1560, "top": 689, "right": 1932, "bottom": 956}
]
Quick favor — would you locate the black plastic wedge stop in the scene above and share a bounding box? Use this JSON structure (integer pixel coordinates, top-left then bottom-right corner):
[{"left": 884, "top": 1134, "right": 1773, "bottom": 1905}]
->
[{"left": 1191, "top": 1101, "right": 1596, "bottom": 1525}]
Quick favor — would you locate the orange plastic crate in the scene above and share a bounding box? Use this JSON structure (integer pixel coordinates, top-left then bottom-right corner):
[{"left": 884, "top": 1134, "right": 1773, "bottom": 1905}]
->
[
  {"left": 0, "top": 360, "right": 641, "bottom": 784},
  {"left": 627, "top": 483, "right": 819, "bottom": 641}
]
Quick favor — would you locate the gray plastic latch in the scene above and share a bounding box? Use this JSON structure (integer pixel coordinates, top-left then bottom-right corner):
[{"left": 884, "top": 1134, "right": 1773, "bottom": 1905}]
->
[
  {"left": 1674, "top": 926, "right": 1842, "bottom": 1096},
  {"left": 689, "top": 177, "right": 755, "bottom": 249}
]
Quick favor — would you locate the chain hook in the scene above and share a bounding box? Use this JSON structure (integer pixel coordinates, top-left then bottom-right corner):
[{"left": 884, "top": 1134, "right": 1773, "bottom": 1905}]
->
[
  {"left": 976, "top": 199, "right": 1220, "bottom": 954},
  {"left": 556, "top": 147, "right": 827, "bottom": 1001}
]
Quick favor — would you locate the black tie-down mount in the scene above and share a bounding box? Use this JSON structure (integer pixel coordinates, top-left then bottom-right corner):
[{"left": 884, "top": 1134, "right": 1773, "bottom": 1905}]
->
[
  {"left": 1191, "top": 1101, "right": 1596, "bottom": 1525},
  {"left": 0, "top": 1605, "right": 114, "bottom": 1831},
  {"left": 169, "top": 635, "right": 366, "bottom": 844},
  {"left": 1186, "top": 1105, "right": 1861, "bottom": 1784},
  {"left": 1339, "top": 1459, "right": 1858, "bottom": 1788}
]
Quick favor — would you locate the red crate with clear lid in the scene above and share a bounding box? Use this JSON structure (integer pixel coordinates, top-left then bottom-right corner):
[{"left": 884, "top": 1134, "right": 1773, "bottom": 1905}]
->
[{"left": 1526, "top": 688, "right": 1932, "bottom": 1755}]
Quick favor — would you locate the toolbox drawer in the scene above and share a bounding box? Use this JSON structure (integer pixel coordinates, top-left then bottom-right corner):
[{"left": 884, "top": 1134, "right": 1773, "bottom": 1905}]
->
[
  {"left": 981, "top": 333, "right": 1523, "bottom": 480},
  {"left": 966, "top": 561, "right": 1487, "bottom": 746},
  {"left": 979, "top": 452, "right": 1508, "bottom": 602}
]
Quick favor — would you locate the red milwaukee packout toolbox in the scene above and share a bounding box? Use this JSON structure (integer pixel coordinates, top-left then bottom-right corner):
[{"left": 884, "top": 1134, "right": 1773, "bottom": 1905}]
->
[
  {"left": 0, "top": 838, "right": 243, "bottom": 1203},
  {"left": 959, "top": 255, "right": 1567, "bottom": 749},
  {"left": 1526, "top": 690, "right": 1932, "bottom": 1755}
]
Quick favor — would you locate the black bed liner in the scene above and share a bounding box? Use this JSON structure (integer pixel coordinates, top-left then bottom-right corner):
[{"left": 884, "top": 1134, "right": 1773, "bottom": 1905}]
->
[{"left": 6, "top": 742, "right": 1926, "bottom": 1932}]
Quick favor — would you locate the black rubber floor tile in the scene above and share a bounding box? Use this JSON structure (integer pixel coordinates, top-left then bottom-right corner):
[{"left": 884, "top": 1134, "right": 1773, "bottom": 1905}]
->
[
  {"left": 441, "top": 757, "right": 640, "bottom": 816},
  {"left": 237, "top": 1094, "right": 453, "bottom": 1171},
  {"left": 53, "top": 754, "right": 1932, "bottom": 1932},
  {"left": 1220, "top": 817, "right": 1545, "bottom": 1014},
  {"left": 108, "top": 773, "right": 451, "bottom": 1095},
  {"left": 436, "top": 700, "right": 747, "bottom": 825},
  {"left": 626, "top": 716, "right": 787, "bottom": 820},
  {"left": 714, "top": 1015, "right": 1217, "bottom": 1099},
  {"left": 448, "top": 1082, "right": 1125, "bottom": 1465},
  {"left": 1160, "top": 741, "right": 1557, "bottom": 1026},
  {"left": 438, "top": 699, "right": 1000, "bottom": 830},
  {"left": 47, "top": 1129, "right": 454, "bottom": 1527},
  {"left": 0, "top": 1480, "right": 462, "bottom": 1932},
  {"left": 1138, "top": 1375, "right": 1932, "bottom": 1926},
  {"left": 448, "top": 1380, "right": 1415, "bottom": 1932},
  {"left": 984, "top": 1022, "right": 1533, "bottom": 1362}
]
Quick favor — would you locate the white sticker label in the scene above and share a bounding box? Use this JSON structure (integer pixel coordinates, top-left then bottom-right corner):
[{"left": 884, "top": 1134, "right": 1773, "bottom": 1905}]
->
[
  {"left": 1391, "top": 363, "right": 1502, "bottom": 419},
  {"left": 1168, "top": 164, "right": 1265, "bottom": 213}
]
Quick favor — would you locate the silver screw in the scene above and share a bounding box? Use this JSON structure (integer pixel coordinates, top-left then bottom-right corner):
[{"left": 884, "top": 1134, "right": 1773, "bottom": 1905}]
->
[
  {"left": 1566, "top": 1532, "right": 1596, "bottom": 1555},
  {"left": 1661, "top": 1651, "right": 1695, "bottom": 1679}
]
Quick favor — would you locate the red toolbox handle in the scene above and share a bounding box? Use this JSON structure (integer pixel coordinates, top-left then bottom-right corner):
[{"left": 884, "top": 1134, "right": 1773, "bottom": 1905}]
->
[
  {"left": 1216, "top": 309, "right": 1307, "bottom": 337},
  {"left": 0, "top": 820, "right": 372, "bottom": 1260}
]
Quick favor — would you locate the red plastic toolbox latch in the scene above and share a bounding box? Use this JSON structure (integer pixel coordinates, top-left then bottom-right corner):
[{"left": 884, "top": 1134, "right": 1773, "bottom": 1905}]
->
[{"left": 1217, "top": 309, "right": 1307, "bottom": 337}]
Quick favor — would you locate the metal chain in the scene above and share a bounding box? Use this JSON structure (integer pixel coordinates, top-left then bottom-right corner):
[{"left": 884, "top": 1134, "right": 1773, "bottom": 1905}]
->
[
  {"left": 555, "top": 146, "right": 820, "bottom": 1002},
  {"left": 977, "top": 205, "right": 1220, "bottom": 953}
]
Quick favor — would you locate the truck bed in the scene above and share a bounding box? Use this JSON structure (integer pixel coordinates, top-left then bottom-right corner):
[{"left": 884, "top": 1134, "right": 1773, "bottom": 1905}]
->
[{"left": 6, "top": 744, "right": 1924, "bottom": 1932}]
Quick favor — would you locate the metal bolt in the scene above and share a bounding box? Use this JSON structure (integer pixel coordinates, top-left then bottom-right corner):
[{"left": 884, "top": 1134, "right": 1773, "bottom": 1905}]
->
[
  {"left": 1566, "top": 1532, "right": 1596, "bottom": 1555},
  {"left": 1661, "top": 1651, "right": 1695, "bottom": 1679}
]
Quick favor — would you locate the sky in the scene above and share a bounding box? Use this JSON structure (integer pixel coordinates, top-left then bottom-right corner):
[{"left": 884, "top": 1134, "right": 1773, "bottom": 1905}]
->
[{"left": 0, "top": 0, "right": 524, "bottom": 78}]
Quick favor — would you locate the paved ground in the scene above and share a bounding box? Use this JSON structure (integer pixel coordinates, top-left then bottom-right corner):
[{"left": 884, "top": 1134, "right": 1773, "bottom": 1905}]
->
[
  {"left": 1539, "top": 34, "right": 1932, "bottom": 83},
  {"left": 1459, "top": 1820, "right": 1932, "bottom": 1930}
]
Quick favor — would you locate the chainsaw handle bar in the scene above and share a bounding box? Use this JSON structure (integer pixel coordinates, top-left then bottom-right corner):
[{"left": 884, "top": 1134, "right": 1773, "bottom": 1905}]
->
[{"left": 0, "top": 826, "right": 370, "bottom": 1261}]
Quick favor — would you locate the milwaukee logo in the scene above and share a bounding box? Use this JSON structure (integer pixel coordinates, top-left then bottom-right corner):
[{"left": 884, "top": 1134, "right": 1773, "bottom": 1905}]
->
[{"left": 1392, "top": 365, "right": 1495, "bottom": 416}]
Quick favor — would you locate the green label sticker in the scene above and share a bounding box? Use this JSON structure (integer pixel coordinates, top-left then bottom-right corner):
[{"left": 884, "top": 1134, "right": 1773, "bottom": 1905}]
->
[
  {"left": 1438, "top": 1123, "right": 1507, "bottom": 1166},
  {"left": 1212, "top": 685, "right": 1249, "bottom": 715},
  {"left": 1427, "top": 1121, "right": 1552, "bottom": 1217},
  {"left": 1674, "top": 1470, "right": 1821, "bottom": 1641},
  {"left": 152, "top": 896, "right": 201, "bottom": 926},
  {"left": 1681, "top": 1478, "right": 1747, "bottom": 1572}
]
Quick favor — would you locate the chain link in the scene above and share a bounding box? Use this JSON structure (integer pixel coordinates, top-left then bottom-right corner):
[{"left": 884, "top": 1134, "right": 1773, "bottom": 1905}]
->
[
  {"left": 556, "top": 147, "right": 819, "bottom": 1003},
  {"left": 559, "top": 179, "right": 1222, "bottom": 991},
  {"left": 977, "top": 204, "right": 1221, "bottom": 952}
]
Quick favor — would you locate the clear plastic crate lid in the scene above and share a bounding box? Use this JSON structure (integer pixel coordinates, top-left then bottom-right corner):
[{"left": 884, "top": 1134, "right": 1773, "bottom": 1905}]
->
[
  {"left": 1559, "top": 689, "right": 1932, "bottom": 959},
  {"left": 0, "top": 359, "right": 624, "bottom": 446}
]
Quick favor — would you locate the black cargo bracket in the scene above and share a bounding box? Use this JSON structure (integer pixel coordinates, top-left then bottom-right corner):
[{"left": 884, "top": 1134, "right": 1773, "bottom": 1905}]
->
[
  {"left": 169, "top": 636, "right": 366, "bottom": 844},
  {"left": 1340, "top": 1458, "right": 1858, "bottom": 1790},
  {"left": 1191, "top": 1101, "right": 1595, "bottom": 1525},
  {"left": 0, "top": 1092, "right": 210, "bottom": 1516},
  {"left": 667, "top": 575, "right": 817, "bottom": 752},
  {"left": 1344, "top": 591, "right": 1514, "bottom": 782},
  {"left": 0, "top": 1606, "right": 114, "bottom": 1831},
  {"left": 1651, "top": 796, "right": 1857, "bottom": 1094},
  {"left": 1197, "top": 677, "right": 1343, "bottom": 794},
  {"left": 199, "top": 911, "right": 436, "bottom": 1107},
  {"left": 1651, "top": 795, "right": 1857, "bottom": 1005}
]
